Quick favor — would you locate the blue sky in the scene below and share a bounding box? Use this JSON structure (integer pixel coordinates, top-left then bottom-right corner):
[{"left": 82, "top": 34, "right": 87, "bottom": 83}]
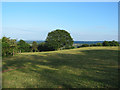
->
[{"left": 2, "top": 2, "right": 118, "bottom": 41}]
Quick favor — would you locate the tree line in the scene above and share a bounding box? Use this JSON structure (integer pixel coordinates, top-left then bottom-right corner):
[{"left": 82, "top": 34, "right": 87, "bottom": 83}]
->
[
  {"left": 1, "top": 29, "right": 74, "bottom": 57},
  {"left": 77, "top": 40, "right": 119, "bottom": 48},
  {"left": 1, "top": 29, "right": 119, "bottom": 57}
]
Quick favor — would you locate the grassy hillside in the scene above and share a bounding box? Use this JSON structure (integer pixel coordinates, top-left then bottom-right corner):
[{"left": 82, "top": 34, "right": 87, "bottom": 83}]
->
[{"left": 2, "top": 47, "right": 119, "bottom": 88}]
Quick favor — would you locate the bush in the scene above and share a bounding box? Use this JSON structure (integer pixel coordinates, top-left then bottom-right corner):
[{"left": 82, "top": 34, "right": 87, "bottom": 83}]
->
[
  {"left": 77, "top": 46, "right": 81, "bottom": 48},
  {"left": 102, "top": 40, "right": 119, "bottom": 46},
  {"left": 90, "top": 44, "right": 97, "bottom": 46},
  {"left": 38, "top": 42, "right": 55, "bottom": 51},
  {"left": 81, "top": 44, "right": 89, "bottom": 47},
  {"left": 38, "top": 42, "right": 46, "bottom": 51},
  {"left": 96, "top": 43, "right": 102, "bottom": 46},
  {"left": 102, "top": 41, "right": 110, "bottom": 46},
  {"left": 109, "top": 40, "right": 119, "bottom": 46},
  {"left": 65, "top": 46, "right": 75, "bottom": 49},
  {"left": 71, "top": 46, "right": 75, "bottom": 49}
]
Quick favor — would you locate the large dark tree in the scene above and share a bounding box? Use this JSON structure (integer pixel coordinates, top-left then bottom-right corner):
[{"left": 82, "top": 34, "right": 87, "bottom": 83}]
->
[{"left": 45, "top": 29, "right": 73, "bottom": 50}]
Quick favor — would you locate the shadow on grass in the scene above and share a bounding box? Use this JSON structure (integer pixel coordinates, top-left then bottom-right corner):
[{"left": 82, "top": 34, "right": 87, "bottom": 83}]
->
[{"left": 2, "top": 49, "right": 119, "bottom": 88}]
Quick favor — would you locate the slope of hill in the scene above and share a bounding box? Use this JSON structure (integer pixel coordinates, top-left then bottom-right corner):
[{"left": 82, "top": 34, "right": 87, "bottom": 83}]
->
[{"left": 2, "top": 47, "right": 119, "bottom": 88}]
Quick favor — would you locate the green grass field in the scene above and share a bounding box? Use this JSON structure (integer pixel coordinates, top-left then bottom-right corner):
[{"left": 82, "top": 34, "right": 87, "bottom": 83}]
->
[{"left": 2, "top": 47, "right": 119, "bottom": 88}]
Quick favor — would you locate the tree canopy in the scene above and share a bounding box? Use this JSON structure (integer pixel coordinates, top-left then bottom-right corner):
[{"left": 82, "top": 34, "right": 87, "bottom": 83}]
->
[
  {"left": 45, "top": 29, "right": 74, "bottom": 50},
  {"left": 17, "top": 39, "right": 31, "bottom": 52},
  {"left": 1, "top": 31, "right": 119, "bottom": 57},
  {"left": 2, "top": 37, "right": 17, "bottom": 56},
  {"left": 102, "top": 40, "right": 119, "bottom": 46},
  {"left": 32, "top": 41, "right": 38, "bottom": 52}
]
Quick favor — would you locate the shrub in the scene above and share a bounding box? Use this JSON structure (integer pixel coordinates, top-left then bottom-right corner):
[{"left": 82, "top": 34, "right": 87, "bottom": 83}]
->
[
  {"left": 81, "top": 44, "right": 89, "bottom": 47},
  {"left": 102, "top": 41, "right": 110, "bottom": 46},
  {"left": 96, "top": 43, "right": 102, "bottom": 46},
  {"left": 65, "top": 46, "right": 75, "bottom": 49},
  {"left": 102, "top": 40, "right": 119, "bottom": 46}
]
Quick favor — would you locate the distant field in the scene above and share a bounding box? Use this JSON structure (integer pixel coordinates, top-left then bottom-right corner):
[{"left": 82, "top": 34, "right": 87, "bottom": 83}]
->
[{"left": 2, "top": 47, "right": 119, "bottom": 88}]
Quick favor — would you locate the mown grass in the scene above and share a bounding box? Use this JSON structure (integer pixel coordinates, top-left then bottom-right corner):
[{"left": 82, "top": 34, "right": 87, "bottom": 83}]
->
[{"left": 2, "top": 46, "right": 119, "bottom": 88}]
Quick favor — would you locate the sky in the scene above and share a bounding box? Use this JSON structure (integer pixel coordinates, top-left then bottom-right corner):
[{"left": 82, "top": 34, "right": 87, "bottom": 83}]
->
[{"left": 2, "top": 2, "right": 118, "bottom": 41}]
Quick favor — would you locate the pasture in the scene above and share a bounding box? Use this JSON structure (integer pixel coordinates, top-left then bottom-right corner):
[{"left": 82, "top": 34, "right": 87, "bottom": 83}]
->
[{"left": 2, "top": 47, "right": 119, "bottom": 88}]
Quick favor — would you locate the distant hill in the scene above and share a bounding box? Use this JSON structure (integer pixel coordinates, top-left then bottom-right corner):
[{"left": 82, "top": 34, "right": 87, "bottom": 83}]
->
[
  {"left": 24, "top": 40, "right": 104, "bottom": 44},
  {"left": 73, "top": 41, "right": 104, "bottom": 44}
]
